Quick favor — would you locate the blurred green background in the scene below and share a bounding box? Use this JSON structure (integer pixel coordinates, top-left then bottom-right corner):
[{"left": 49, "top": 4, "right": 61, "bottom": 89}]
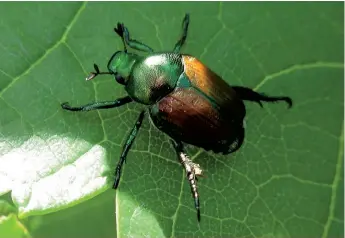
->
[{"left": 0, "top": 2, "right": 343, "bottom": 238}]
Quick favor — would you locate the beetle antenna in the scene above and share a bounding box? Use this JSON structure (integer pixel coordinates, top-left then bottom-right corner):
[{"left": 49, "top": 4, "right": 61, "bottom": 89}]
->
[{"left": 86, "top": 64, "right": 113, "bottom": 81}]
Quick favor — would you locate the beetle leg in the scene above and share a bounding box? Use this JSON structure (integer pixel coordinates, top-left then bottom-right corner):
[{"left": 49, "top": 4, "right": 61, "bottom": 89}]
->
[
  {"left": 114, "top": 23, "right": 154, "bottom": 53},
  {"left": 232, "top": 86, "right": 293, "bottom": 108},
  {"left": 113, "top": 111, "right": 146, "bottom": 189},
  {"left": 173, "top": 13, "right": 190, "bottom": 53},
  {"left": 171, "top": 140, "right": 202, "bottom": 222},
  {"left": 61, "top": 96, "right": 132, "bottom": 112}
]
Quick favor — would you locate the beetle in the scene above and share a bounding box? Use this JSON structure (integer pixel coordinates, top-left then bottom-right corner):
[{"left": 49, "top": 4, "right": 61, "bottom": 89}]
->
[{"left": 61, "top": 13, "right": 292, "bottom": 222}]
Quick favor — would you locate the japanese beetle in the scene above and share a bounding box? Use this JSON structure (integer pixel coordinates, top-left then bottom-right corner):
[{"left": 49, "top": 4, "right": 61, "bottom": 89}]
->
[{"left": 61, "top": 13, "right": 292, "bottom": 222}]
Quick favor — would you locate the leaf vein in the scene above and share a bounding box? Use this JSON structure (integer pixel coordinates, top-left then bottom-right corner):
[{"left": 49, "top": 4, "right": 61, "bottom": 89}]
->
[
  {"left": 322, "top": 121, "right": 344, "bottom": 238},
  {"left": 254, "top": 61, "right": 344, "bottom": 90},
  {"left": 0, "top": 1, "right": 87, "bottom": 96}
]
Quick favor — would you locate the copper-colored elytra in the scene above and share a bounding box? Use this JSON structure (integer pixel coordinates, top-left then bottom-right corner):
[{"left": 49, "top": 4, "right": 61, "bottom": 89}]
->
[{"left": 182, "top": 55, "right": 212, "bottom": 94}]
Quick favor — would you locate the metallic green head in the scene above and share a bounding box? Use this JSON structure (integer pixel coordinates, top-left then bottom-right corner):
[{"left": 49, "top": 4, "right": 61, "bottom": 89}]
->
[{"left": 107, "top": 51, "right": 138, "bottom": 85}]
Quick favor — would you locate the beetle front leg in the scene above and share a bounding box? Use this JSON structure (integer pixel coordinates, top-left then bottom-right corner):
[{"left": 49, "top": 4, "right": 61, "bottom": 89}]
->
[
  {"left": 61, "top": 96, "right": 132, "bottom": 112},
  {"left": 113, "top": 110, "right": 145, "bottom": 189},
  {"left": 171, "top": 140, "right": 203, "bottom": 222},
  {"left": 173, "top": 13, "right": 190, "bottom": 53},
  {"left": 232, "top": 86, "right": 293, "bottom": 108},
  {"left": 114, "top": 23, "right": 154, "bottom": 53}
]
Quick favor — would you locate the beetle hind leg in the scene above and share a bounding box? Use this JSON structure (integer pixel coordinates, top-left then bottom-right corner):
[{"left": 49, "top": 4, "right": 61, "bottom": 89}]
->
[
  {"left": 171, "top": 140, "right": 202, "bottom": 222},
  {"left": 173, "top": 13, "right": 190, "bottom": 53},
  {"left": 232, "top": 86, "right": 293, "bottom": 108}
]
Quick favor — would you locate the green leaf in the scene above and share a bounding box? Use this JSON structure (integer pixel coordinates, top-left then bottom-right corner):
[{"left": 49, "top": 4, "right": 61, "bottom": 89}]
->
[
  {"left": 0, "top": 201, "right": 31, "bottom": 238},
  {"left": 0, "top": 200, "right": 17, "bottom": 216},
  {"left": 0, "top": 2, "right": 343, "bottom": 238},
  {"left": 0, "top": 214, "right": 31, "bottom": 238}
]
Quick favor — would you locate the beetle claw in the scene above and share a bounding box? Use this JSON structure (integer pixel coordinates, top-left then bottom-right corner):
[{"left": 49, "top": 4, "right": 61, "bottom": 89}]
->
[
  {"left": 61, "top": 102, "right": 70, "bottom": 108},
  {"left": 284, "top": 97, "right": 293, "bottom": 108},
  {"left": 257, "top": 101, "right": 264, "bottom": 108},
  {"left": 93, "top": 64, "right": 100, "bottom": 74},
  {"left": 114, "top": 23, "right": 125, "bottom": 37}
]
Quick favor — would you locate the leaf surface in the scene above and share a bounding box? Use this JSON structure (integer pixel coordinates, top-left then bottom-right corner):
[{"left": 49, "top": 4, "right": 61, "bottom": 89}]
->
[{"left": 0, "top": 2, "right": 343, "bottom": 237}]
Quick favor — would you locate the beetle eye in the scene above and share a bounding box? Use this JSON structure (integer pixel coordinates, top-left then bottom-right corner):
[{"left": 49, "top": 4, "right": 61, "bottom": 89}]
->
[{"left": 115, "top": 73, "right": 126, "bottom": 85}]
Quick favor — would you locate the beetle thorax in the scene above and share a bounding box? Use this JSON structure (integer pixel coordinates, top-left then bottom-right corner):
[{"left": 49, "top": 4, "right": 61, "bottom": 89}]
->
[{"left": 125, "top": 53, "right": 185, "bottom": 105}]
